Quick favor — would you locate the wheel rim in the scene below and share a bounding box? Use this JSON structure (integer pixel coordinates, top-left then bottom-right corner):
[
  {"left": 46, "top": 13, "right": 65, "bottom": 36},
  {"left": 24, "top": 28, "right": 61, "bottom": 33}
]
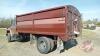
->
[
  {"left": 37, "top": 37, "right": 51, "bottom": 54},
  {"left": 39, "top": 41, "right": 47, "bottom": 51}
]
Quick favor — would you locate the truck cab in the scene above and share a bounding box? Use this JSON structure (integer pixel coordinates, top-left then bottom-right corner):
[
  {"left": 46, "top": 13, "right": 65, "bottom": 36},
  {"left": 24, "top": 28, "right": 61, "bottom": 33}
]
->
[{"left": 6, "top": 19, "right": 17, "bottom": 42}]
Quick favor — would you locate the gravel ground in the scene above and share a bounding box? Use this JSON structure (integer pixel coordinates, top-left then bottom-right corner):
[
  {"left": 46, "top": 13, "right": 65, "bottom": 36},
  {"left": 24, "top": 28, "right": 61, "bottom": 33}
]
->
[{"left": 0, "top": 28, "right": 100, "bottom": 56}]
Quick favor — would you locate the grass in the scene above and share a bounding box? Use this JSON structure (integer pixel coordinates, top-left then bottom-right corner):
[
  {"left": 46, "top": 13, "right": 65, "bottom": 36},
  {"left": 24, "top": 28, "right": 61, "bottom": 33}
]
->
[
  {"left": 82, "top": 29, "right": 96, "bottom": 38},
  {"left": 0, "top": 28, "right": 6, "bottom": 36}
]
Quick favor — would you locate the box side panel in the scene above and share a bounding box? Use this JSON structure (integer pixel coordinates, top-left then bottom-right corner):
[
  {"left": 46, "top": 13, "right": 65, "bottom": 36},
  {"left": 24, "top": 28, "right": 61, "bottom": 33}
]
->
[
  {"left": 33, "top": 17, "right": 66, "bottom": 35},
  {"left": 16, "top": 8, "right": 65, "bottom": 22},
  {"left": 16, "top": 21, "right": 33, "bottom": 33},
  {"left": 16, "top": 7, "right": 66, "bottom": 36}
]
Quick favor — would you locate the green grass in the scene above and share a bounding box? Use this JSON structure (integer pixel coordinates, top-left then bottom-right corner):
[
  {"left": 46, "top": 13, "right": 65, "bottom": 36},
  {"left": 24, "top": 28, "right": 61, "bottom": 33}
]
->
[
  {"left": 82, "top": 29, "right": 96, "bottom": 38},
  {"left": 0, "top": 28, "right": 6, "bottom": 36}
]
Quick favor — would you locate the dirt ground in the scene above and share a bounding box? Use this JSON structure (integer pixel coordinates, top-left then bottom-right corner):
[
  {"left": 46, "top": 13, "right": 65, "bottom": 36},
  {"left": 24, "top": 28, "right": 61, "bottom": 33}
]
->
[{"left": 0, "top": 27, "right": 100, "bottom": 56}]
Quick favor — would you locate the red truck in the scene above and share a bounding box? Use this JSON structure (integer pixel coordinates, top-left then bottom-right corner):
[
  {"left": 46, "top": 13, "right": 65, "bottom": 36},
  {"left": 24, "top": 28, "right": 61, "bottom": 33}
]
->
[{"left": 6, "top": 5, "right": 82, "bottom": 54}]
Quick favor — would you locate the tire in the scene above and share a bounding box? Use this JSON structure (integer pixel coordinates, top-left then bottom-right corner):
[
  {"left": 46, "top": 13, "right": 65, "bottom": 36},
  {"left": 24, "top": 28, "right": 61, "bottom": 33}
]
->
[
  {"left": 16, "top": 35, "right": 23, "bottom": 42},
  {"left": 49, "top": 38, "right": 54, "bottom": 52},
  {"left": 7, "top": 33, "right": 12, "bottom": 42},
  {"left": 37, "top": 37, "right": 51, "bottom": 54}
]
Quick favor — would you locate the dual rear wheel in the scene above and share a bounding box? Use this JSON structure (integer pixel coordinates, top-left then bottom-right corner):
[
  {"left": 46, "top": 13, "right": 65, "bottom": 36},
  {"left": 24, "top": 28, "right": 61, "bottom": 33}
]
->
[{"left": 37, "top": 37, "right": 55, "bottom": 54}]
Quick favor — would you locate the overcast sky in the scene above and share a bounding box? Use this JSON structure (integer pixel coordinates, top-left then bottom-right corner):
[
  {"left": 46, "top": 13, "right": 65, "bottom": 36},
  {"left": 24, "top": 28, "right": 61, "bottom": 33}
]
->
[{"left": 0, "top": 0, "right": 100, "bottom": 20}]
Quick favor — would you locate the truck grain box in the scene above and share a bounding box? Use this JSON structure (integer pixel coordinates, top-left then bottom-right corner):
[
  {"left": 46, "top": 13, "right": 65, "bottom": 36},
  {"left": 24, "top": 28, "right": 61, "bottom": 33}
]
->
[{"left": 6, "top": 5, "right": 82, "bottom": 54}]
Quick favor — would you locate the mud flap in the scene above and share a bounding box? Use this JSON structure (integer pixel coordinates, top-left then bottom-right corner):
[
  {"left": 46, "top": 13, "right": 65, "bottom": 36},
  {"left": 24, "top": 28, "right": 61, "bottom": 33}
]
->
[{"left": 63, "top": 39, "right": 78, "bottom": 50}]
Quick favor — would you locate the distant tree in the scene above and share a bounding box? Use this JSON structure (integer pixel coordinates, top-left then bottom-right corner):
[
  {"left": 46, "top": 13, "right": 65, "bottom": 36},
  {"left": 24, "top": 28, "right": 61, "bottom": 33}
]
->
[
  {"left": 0, "top": 18, "right": 14, "bottom": 28},
  {"left": 96, "top": 22, "right": 100, "bottom": 27},
  {"left": 83, "top": 18, "right": 98, "bottom": 24},
  {"left": 85, "top": 19, "right": 92, "bottom": 24},
  {"left": 92, "top": 18, "right": 98, "bottom": 24}
]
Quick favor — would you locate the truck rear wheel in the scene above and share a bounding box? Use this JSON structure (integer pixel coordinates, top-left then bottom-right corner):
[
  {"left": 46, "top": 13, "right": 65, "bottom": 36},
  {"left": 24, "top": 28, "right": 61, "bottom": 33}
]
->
[
  {"left": 37, "top": 37, "right": 54, "bottom": 54},
  {"left": 16, "top": 35, "right": 23, "bottom": 42},
  {"left": 49, "top": 38, "right": 54, "bottom": 52}
]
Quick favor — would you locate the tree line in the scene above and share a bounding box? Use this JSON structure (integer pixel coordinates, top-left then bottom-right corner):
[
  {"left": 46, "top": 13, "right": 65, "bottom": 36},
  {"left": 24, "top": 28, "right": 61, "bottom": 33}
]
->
[
  {"left": 83, "top": 19, "right": 100, "bottom": 27},
  {"left": 0, "top": 18, "right": 14, "bottom": 28}
]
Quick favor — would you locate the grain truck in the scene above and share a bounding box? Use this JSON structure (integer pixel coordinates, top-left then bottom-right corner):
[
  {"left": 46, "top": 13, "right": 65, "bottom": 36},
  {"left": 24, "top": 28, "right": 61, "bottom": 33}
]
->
[{"left": 6, "top": 5, "right": 82, "bottom": 54}]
